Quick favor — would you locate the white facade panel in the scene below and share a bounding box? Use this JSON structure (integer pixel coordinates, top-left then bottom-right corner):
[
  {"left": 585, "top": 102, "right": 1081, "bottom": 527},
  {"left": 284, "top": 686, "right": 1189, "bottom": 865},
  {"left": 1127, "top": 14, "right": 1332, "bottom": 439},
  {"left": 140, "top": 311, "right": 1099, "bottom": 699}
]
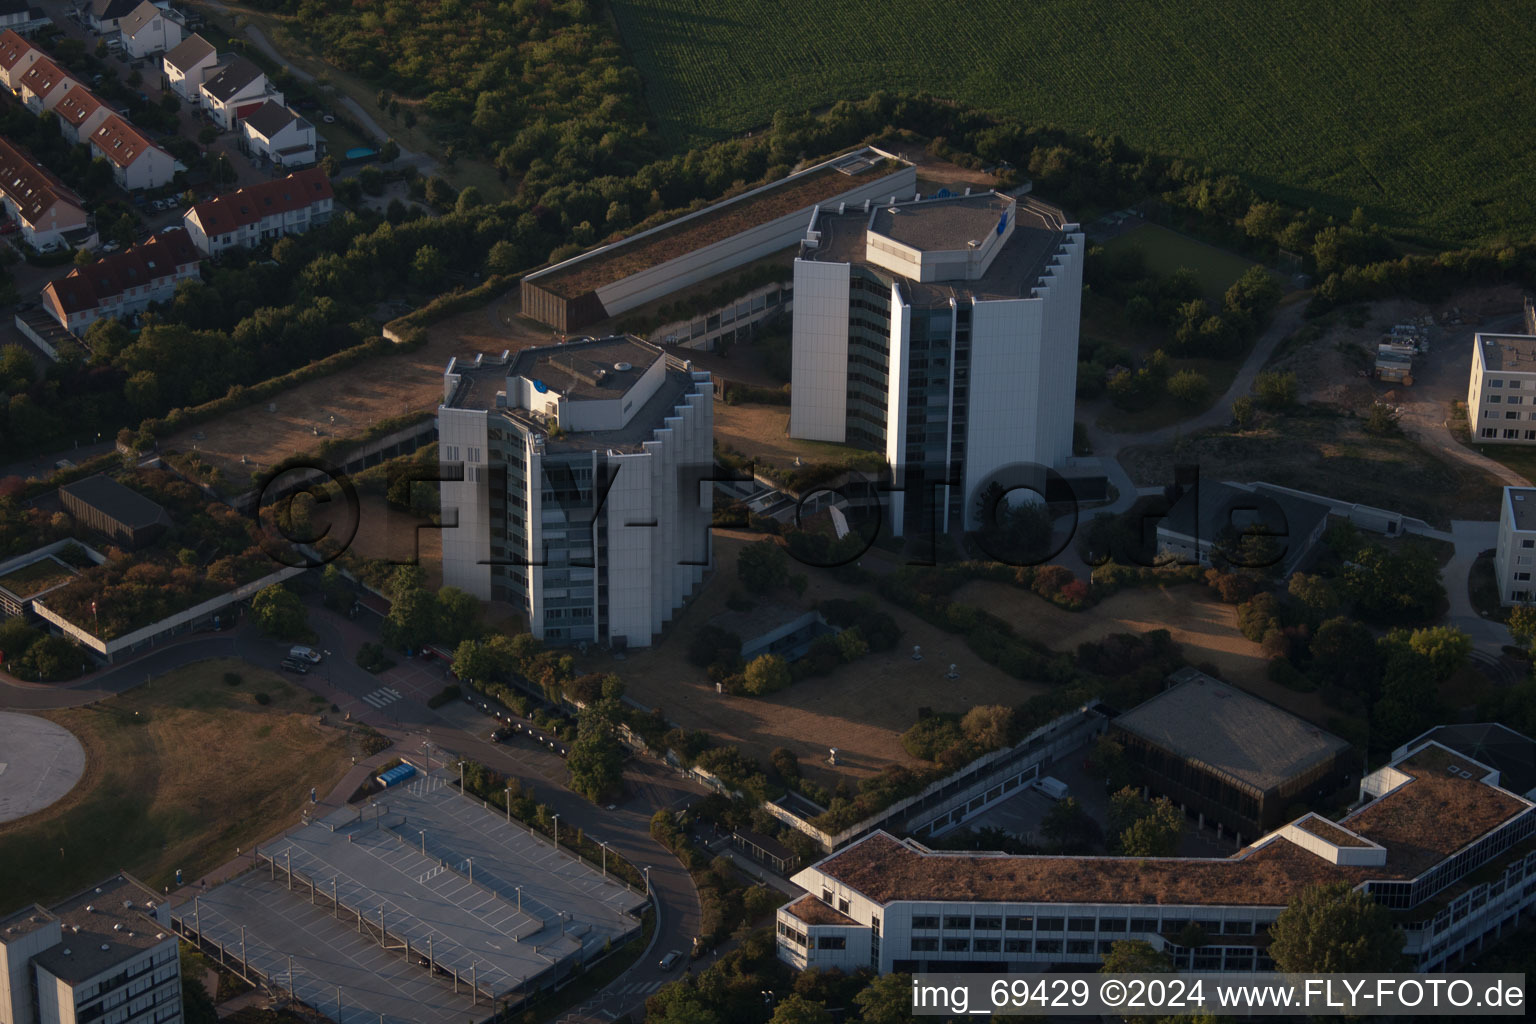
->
[{"left": 789, "top": 258, "right": 851, "bottom": 442}]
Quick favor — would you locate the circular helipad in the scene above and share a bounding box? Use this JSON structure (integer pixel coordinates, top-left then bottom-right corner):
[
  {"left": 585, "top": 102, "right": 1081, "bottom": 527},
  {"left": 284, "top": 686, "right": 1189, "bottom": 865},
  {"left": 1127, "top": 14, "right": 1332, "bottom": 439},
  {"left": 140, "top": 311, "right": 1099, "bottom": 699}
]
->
[{"left": 0, "top": 712, "right": 87, "bottom": 824}]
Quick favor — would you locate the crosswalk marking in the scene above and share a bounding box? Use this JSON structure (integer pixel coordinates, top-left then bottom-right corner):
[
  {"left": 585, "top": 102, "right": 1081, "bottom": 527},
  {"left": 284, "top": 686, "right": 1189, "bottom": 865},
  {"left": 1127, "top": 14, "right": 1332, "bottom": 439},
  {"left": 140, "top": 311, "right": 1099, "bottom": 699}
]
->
[{"left": 361, "top": 687, "right": 403, "bottom": 708}]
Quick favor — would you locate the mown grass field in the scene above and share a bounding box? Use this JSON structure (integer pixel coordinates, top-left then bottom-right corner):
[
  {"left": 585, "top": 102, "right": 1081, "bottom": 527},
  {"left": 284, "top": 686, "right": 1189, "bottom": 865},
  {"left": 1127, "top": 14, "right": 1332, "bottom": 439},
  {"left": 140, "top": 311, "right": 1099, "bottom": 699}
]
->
[
  {"left": 1104, "top": 224, "right": 1260, "bottom": 300},
  {"left": 609, "top": 0, "right": 1536, "bottom": 244},
  {"left": 0, "top": 659, "right": 359, "bottom": 907}
]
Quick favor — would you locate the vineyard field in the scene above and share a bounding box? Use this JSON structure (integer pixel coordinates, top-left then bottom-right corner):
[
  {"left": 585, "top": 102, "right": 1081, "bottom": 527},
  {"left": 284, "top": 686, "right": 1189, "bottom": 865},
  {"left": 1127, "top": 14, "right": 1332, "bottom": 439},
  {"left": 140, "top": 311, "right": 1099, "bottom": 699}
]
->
[{"left": 609, "top": 0, "right": 1536, "bottom": 245}]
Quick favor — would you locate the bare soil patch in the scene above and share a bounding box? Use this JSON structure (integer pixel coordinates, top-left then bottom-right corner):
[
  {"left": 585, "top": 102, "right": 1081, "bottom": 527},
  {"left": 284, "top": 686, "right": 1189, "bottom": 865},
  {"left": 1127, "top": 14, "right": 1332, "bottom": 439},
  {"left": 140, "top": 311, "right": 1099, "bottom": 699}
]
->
[{"left": 582, "top": 532, "right": 1049, "bottom": 794}]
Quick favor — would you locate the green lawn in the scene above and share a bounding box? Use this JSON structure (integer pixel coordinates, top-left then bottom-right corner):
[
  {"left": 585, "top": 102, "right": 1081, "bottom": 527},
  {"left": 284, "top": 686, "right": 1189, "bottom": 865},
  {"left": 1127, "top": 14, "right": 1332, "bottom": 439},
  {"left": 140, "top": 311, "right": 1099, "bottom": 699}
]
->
[
  {"left": 0, "top": 659, "right": 360, "bottom": 907},
  {"left": 1103, "top": 224, "right": 1261, "bottom": 300},
  {"left": 609, "top": 0, "right": 1536, "bottom": 245}
]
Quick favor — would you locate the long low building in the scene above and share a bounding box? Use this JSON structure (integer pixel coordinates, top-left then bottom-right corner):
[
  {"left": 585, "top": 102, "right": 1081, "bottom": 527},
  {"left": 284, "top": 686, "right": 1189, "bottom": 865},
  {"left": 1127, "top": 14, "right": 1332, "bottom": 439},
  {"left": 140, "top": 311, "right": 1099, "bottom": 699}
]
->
[
  {"left": 520, "top": 146, "right": 916, "bottom": 332},
  {"left": 181, "top": 167, "right": 333, "bottom": 254},
  {"left": 42, "top": 227, "right": 201, "bottom": 335},
  {"left": 776, "top": 736, "right": 1536, "bottom": 975}
]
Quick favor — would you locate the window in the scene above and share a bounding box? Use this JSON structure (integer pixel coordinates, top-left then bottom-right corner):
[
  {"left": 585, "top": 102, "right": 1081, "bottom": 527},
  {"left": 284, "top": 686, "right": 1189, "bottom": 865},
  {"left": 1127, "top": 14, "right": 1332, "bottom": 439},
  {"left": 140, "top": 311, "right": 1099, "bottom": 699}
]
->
[
  {"left": 1036, "top": 939, "right": 1062, "bottom": 954},
  {"left": 942, "top": 938, "right": 971, "bottom": 952},
  {"left": 1515, "top": 572, "right": 1530, "bottom": 581},
  {"left": 1037, "top": 917, "right": 1064, "bottom": 931},
  {"left": 1523, "top": 540, "right": 1534, "bottom": 549},
  {"left": 974, "top": 938, "right": 1001, "bottom": 953},
  {"left": 1509, "top": 429, "right": 1522, "bottom": 438},
  {"left": 975, "top": 916, "right": 1002, "bottom": 930},
  {"left": 1100, "top": 918, "right": 1128, "bottom": 933},
  {"left": 1067, "top": 940, "right": 1095, "bottom": 954},
  {"left": 1131, "top": 918, "right": 1159, "bottom": 933},
  {"left": 1223, "top": 920, "right": 1255, "bottom": 935},
  {"left": 911, "top": 938, "right": 938, "bottom": 952},
  {"left": 944, "top": 915, "right": 971, "bottom": 930},
  {"left": 1005, "top": 916, "right": 1033, "bottom": 931},
  {"left": 1512, "top": 397, "right": 1526, "bottom": 405},
  {"left": 1510, "top": 411, "right": 1523, "bottom": 419},
  {"left": 1513, "top": 381, "right": 1524, "bottom": 389},
  {"left": 822, "top": 889, "right": 832, "bottom": 904},
  {"left": 1004, "top": 939, "right": 1031, "bottom": 953},
  {"left": 1484, "top": 428, "right": 1498, "bottom": 437},
  {"left": 1528, "top": 431, "right": 1536, "bottom": 440},
  {"left": 816, "top": 936, "right": 845, "bottom": 950},
  {"left": 1068, "top": 917, "right": 1095, "bottom": 932},
  {"left": 1491, "top": 379, "right": 1505, "bottom": 387},
  {"left": 911, "top": 916, "right": 939, "bottom": 929},
  {"left": 1490, "top": 395, "right": 1504, "bottom": 403},
  {"left": 838, "top": 898, "right": 850, "bottom": 914}
]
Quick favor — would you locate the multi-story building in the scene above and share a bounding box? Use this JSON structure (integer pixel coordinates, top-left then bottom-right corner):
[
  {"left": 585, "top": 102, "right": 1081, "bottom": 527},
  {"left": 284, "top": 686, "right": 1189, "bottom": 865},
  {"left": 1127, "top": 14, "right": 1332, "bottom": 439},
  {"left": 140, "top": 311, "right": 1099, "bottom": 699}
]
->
[
  {"left": 0, "top": 29, "right": 40, "bottom": 91},
  {"left": 1494, "top": 485, "right": 1536, "bottom": 604},
  {"left": 438, "top": 336, "right": 712, "bottom": 648},
  {"left": 776, "top": 737, "right": 1536, "bottom": 976},
  {"left": 1467, "top": 332, "right": 1536, "bottom": 443},
  {"left": 198, "top": 56, "right": 281, "bottom": 131},
  {"left": 789, "top": 189, "right": 1084, "bottom": 536},
  {"left": 116, "top": 2, "right": 181, "bottom": 60},
  {"left": 161, "top": 33, "right": 217, "bottom": 104},
  {"left": 0, "top": 138, "right": 88, "bottom": 250},
  {"left": 0, "top": 2, "right": 49, "bottom": 37},
  {"left": 87, "top": 0, "right": 143, "bottom": 35},
  {"left": 181, "top": 167, "right": 332, "bottom": 254},
  {"left": 0, "top": 873, "right": 182, "bottom": 1024},
  {"left": 41, "top": 227, "right": 200, "bottom": 335},
  {"left": 88, "top": 114, "right": 176, "bottom": 191},
  {"left": 1154, "top": 481, "right": 1331, "bottom": 577},
  {"left": 16, "top": 56, "right": 79, "bottom": 114},
  {"left": 239, "top": 101, "right": 316, "bottom": 168}
]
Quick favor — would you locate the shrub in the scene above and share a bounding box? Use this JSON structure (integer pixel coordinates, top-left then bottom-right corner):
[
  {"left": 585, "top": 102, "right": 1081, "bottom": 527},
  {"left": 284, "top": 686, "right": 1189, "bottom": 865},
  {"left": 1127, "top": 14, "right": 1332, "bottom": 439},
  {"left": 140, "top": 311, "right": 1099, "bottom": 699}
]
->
[
  {"left": 253, "top": 692, "right": 271, "bottom": 705},
  {"left": 741, "top": 654, "right": 791, "bottom": 696},
  {"left": 223, "top": 671, "right": 242, "bottom": 686},
  {"left": 1205, "top": 569, "right": 1259, "bottom": 604}
]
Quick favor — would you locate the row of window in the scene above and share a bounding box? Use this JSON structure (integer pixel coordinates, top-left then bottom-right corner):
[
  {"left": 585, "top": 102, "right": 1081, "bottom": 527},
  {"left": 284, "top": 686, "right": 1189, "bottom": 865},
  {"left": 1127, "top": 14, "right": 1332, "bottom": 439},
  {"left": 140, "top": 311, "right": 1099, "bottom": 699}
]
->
[
  {"left": 908, "top": 913, "right": 1256, "bottom": 935},
  {"left": 1486, "top": 379, "right": 1525, "bottom": 387},
  {"left": 1480, "top": 429, "right": 1536, "bottom": 439},
  {"left": 1484, "top": 395, "right": 1525, "bottom": 404}
]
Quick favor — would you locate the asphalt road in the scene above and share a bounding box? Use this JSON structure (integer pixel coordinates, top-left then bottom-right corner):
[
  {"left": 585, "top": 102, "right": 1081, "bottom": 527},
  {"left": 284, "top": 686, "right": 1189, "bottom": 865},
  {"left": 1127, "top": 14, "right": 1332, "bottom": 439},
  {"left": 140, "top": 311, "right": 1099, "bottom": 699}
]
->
[{"left": 0, "top": 604, "right": 707, "bottom": 1022}]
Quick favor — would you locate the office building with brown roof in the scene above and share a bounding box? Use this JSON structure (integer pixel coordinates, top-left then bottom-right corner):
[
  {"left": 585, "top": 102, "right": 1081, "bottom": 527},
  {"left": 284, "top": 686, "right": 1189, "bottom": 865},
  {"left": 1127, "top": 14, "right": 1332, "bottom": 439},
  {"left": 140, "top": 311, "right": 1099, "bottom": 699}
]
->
[
  {"left": 0, "top": 873, "right": 182, "bottom": 1024},
  {"left": 776, "top": 736, "right": 1536, "bottom": 976},
  {"left": 181, "top": 167, "right": 332, "bottom": 254}
]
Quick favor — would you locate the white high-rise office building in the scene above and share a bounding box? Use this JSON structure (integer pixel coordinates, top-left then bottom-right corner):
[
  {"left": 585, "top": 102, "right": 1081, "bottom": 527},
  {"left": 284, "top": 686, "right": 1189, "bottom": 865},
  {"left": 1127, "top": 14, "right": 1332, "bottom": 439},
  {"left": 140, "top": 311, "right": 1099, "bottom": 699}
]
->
[
  {"left": 790, "top": 190, "right": 1084, "bottom": 535},
  {"left": 438, "top": 336, "right": 712, "bottom": 648}
]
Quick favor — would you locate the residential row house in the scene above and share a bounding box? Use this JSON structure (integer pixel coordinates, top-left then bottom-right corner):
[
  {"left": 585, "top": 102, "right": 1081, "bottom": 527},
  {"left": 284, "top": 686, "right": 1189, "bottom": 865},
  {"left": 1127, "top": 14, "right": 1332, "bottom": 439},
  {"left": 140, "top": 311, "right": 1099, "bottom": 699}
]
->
[
  {"left": 117, "top": 1, "right": 181, "bottom": 60},
  {"left": 240, "top": 99, "right": 315, "bottom": 167},
  {"left": 42, "top": 226, "right": 200, "bottom": 335},
  {"left": 55, "top": 87, "right": 114, "bottom": 144},
  {"left": 0, "top": 27, "right": 40, "bottom": 90},
  {"left": 0, "top": 136, "right": 89, "bottom": 249},
  {"left": 182, "top": 167, "right": 332, "bottom": 254},
  {"left": 89, "top": 113, "right": 175, "bottom": 190},
  {"left": 200, "top": 55, "right": 281, "bottom": 131},
  {"left": 17, "top": 54, "right": 79, "bottom": 113},
  {"left": 161, "top": 31, "right": 216, "bottom": 104}
]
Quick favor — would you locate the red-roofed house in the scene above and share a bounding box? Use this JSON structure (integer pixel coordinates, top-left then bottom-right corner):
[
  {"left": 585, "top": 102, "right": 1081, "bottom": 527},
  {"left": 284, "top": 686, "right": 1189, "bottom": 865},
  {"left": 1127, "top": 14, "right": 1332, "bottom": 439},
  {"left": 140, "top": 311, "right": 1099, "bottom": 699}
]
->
[
  {"left": 17, "top": 55, "right": 80, "bottom": 113},
  {"left": 0, "top": 137, "right": 88, "bottom": 249},
  {"left": 88, "top": 114, "right": 175, "bottom": 190},
  {"left": 54, "top": 87, "right": 115, "bottom": 145},
  {"left": 182, "top": 167, "right": 333, "bottom": 254},
  {"left": 41, "top": 228, "right": 201, "bottom": 334},
  {"left": 0, "top": 28, "right": 39, "bottom": 91}
]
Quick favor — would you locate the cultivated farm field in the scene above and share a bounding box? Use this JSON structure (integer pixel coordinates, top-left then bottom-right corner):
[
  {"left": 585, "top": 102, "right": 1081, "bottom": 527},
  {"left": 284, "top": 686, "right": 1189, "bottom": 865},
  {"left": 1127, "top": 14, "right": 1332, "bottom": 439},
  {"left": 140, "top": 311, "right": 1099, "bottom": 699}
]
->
[{"left": 610, "top": 0, "right": 1536, "bottom": 244}]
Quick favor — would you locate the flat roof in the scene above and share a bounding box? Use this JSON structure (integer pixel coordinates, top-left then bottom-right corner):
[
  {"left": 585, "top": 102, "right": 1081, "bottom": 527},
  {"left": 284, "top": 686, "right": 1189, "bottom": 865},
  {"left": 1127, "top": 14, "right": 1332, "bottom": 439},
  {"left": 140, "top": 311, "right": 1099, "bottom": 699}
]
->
[
  {"left": 528, "top": 148, "right": 908, "bottom": 299},
  {"left": 805, "top": 741, "right": 1532, "bottom": 909},
  {"left": 1507, "top": 487, "right": 1536, "bottom": 532},
  {"left": 31, "top": 875, "right": 169, "bottom": 985},
  {"left": 1409, "top": 723, "right": 1536, "bottom": 796},
  {"left": 709, "top": 601, "right": 817, "bottom": 642},
  {"left": 1477, "top": 333, "right": 1536, "bottom": 373},
  {"left": 58, "top": 474, "right": 164, "bottom": 529},
  {"left": 1294, "top": 814, "right": 1371, "bottom": 847},
  {"left": 785, "top": 894, "right": 857, "bottom": 927},
  {"left": 509, "top": 335, "right": 662, "bottom": 401},
  {"left": 806, "top": 194, "right": 1068, "bottom": 304},
  {"left": 185, "top": 769, "right": 644, "bottom": 1000},
  {"left": 1113, "top": 669, "right": 1351, "bottom": 795},
  {"left": 0, "top": 554, "right": 78, "bottom": 601},
  {"left": 0, "top": 903, "right": 54, "bottom": 941},
  {"left": 868, "top": 192, "right": 1012, "bottom": 252}
]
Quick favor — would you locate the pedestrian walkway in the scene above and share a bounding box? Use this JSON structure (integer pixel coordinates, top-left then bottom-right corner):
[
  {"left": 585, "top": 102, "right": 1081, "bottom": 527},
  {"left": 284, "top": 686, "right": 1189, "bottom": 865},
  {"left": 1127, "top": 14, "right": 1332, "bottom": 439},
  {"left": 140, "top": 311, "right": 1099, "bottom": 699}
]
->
[{"left": 359, "top": 686, "right": 403, "bottom": 709}]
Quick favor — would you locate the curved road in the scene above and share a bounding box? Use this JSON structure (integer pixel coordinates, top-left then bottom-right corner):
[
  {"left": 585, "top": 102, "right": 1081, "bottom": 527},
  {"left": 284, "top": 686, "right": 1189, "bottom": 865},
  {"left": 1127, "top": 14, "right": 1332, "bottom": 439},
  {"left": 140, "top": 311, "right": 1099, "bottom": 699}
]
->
[{"left": 0, "top": 607, "right": 703, "bottom": 1022}]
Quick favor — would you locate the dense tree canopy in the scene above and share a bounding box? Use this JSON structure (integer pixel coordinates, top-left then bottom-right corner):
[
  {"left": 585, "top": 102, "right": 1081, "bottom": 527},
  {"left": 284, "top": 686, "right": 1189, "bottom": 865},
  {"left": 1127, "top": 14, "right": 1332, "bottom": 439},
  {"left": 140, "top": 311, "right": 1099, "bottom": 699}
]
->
[{"left": 1268, "top": 881, "right": 1405, "bottom": 972}]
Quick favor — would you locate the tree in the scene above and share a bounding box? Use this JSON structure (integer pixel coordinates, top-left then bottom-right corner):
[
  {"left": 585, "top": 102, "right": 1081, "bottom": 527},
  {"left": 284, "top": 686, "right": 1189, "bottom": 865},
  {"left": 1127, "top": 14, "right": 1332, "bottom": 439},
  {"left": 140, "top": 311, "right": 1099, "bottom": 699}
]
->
[
  {"left": 853, "top": 973, "right": 916, "bottom": 1024},
  {"left": 456, "top": 186, "right": 484, "bottom": 213},
  {"left": 1116, "top": 798, "right": 1183, "bottom": 856},
  {"left": 486, "top": 239, "right": 519, "bottom": 275},
  {"left": 383, "top": 587, "right": 439, "bottom": 651},
  {"left": 435, "top": 586, "right": 482, "bottom": 647},
  {"left": 1254, "top": 370, "right": 1297, "bottom": 409},
  {"left": 1405, "top": 625, "right": 1470, "bottom": 679},
  {"left": 1510, "top": 604, "right": 1536, "bottom": 651},
  {"left": 1267, "top": 881, "right": 1406, "bottom": 972},
  {"left": 960, "top": 704, "right": 1013, "bottom": 750},
  {"left": 1364, "top": 402, "right": 1400, "bottom": 435},
  {"left": 1040, "top": 797, "right": 1101, "bottom": 854},
  {"left": 411, "top": 244, "right": 445, "bottom": 288},
  {"left": 742, "top": 653, "right": 791, "bottom": 695},
  {"left": 1341, "top": 545, "right": 1443, "bottom": 624},
  {"left": 1166, "top": 369, "right": 1211, "bottom": 408},
  {"left": 567, "top": 698, "right": 624, "bottom": 802},
  {"left": 1100, "top": 939, "right": 1172, "bottom": 973},
  {"left": 974, "top": 481, "right": 1054, "bottom": 565},
  {"left": 834, "top": 626, "right": 868, "bottom": 661},
  {"left": 1287, "top": 572, "right": 1338, "bottom": 622},
  {"left": 737, "top": 539, "right": 788, "bottom": 591},
  {"left": 84, "top": 318, "right": 131, "bottom": 360},
  {"left": 379, "top": 138, "right": 400, "bottom": 164},
  {"left": 250, "top": 584, "right": 308, "bottom": 640},
  {"left": 1231, "top": 394, "right": 1255, "bottom": 428},
  {"left": 1309, "top": 616, "right": 1381, "bottom": 703},
  {"left": 769, "top": 994, "right": 833, "bottom": 1024},
  {"left": 123, "top": 370, "right": 160, "bottom": 417},
  {"left": 0, "top": 344, "right": 33, "bottom": 393}
]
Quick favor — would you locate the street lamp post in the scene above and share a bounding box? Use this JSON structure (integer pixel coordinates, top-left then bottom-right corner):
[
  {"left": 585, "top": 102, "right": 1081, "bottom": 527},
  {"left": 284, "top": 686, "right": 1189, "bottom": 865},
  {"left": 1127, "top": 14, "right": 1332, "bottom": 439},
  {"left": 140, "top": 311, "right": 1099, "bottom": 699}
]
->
[
  {"left": 597, "top": 840, "right": 608, "bottom": 878},
  {"left": 458, "top": 760, "right": 465, "bottom": 792},
  {"left": 643, "top": 866, "right": 650, "bottom": 895},
  {"left": 419, "top": 830, "right": 426, "bottom": 856},
  {"left": 551, "top": 813, "right": 560, "bottom": 851},
  {"left": 504, "top": 785, "right": 511, "bottom": 824}
]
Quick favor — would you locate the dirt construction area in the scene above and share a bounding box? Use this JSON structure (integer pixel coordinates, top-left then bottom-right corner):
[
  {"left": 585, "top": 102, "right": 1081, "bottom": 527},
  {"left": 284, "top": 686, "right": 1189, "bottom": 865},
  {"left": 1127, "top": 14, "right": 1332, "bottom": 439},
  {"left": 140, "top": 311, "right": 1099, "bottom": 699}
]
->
[
  {"left": 952, "top": 580, "right": 1336, "bottom": 725},
  {"left": 577, "top": 532, "right": 1051, "bottom": 793},
  {"left": 163, "top": 294, "right": 552, "bottom": 486}
]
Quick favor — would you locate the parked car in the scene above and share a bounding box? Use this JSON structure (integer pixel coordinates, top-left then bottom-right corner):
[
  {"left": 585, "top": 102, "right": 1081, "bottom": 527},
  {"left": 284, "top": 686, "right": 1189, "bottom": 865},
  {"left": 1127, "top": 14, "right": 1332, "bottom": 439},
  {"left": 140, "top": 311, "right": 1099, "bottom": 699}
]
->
[
  {"left": 280, "top": 658, "right": 309, "bottom": 674},
  {"left": 101, "top": 241, "right": 121, "bottom": 253},
  {"left": 0, "top": 222, "right": 17, "bottom": 235},
  {"left": 289, "top": 645, "right": 323, "bottom": 663},
  {"left": 658, "top": 951, "right": 682, "bottom": 971}
]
